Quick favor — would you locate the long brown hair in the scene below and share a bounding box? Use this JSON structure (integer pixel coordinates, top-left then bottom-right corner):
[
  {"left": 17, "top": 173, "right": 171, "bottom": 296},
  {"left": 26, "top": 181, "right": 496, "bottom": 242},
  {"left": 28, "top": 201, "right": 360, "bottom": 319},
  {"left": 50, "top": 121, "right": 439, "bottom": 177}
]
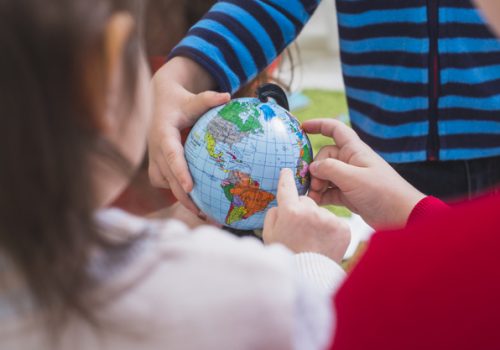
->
[{"left": 0, "top": 0, "right": 143, "bottom": 327}]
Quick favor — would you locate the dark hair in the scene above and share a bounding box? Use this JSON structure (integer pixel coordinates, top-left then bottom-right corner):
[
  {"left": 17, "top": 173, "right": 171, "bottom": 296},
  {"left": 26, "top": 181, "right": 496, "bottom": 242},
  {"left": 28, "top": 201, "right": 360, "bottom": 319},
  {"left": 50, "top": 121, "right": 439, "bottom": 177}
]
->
[
  {"left": 0, "top": 0, "right": 143, "bottom": 329},
  {"left": 144, "top": 0, "right": 215, "bottom": 57}
]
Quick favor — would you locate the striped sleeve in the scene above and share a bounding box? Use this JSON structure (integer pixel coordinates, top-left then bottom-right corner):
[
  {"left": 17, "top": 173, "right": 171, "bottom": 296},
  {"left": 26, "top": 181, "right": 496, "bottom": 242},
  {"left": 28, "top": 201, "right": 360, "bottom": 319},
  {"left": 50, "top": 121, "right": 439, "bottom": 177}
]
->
[{"left": 169, "top": 0, "right": 321, "bottom": 93}]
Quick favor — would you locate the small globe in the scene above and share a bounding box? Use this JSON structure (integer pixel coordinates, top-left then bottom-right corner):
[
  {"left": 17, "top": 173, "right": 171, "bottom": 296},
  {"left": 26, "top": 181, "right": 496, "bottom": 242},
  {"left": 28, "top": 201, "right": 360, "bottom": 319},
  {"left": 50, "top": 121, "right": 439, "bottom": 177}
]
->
[{"left": 185, "top": 96, "right": 313, "bottom": 230}]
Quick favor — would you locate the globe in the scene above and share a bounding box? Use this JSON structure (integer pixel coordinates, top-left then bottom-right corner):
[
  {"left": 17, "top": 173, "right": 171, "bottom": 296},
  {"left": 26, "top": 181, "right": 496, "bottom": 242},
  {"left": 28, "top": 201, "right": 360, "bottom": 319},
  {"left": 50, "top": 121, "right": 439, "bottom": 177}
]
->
[{"left": 185, "top": 95, "right": 313, "bottom": 230}]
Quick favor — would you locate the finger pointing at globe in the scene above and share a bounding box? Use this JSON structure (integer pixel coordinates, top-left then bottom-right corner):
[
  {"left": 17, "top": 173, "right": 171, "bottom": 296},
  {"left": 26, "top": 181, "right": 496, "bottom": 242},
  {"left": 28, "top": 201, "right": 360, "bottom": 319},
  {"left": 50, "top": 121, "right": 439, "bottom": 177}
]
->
[
  {"left": 184, "top": 84, "right": 313, "bottom": 230},
  {"left": 148, "top": 58, "right": 230, "bottom": 214},
  {"left": 277, "top": 168, "right": 299, "bottom": 207},
  {"left": 263, "top": 167, "right": 351, "bottom": 264}
]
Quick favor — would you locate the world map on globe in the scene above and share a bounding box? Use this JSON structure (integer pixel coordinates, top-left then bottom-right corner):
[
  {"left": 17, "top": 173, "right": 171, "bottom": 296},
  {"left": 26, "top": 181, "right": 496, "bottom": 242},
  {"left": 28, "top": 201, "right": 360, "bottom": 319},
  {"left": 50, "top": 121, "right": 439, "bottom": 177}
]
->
[{"left": 185, "top": 97, "right": 313, "bottom": 230}]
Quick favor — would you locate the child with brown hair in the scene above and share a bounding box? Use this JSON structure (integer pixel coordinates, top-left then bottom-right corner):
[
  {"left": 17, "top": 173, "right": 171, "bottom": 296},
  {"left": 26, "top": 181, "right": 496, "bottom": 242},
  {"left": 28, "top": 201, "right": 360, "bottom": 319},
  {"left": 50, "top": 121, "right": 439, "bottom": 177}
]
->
[{"left": 0, "top": 1, "right": 349, "bottom": 349}]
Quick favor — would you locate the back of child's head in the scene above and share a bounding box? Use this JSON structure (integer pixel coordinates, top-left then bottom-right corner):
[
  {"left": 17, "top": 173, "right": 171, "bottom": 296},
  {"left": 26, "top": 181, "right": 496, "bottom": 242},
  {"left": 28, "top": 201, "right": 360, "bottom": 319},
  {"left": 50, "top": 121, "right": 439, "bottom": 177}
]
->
[{"left": 0, "top": 0, "right": 144, "bottom": 329}]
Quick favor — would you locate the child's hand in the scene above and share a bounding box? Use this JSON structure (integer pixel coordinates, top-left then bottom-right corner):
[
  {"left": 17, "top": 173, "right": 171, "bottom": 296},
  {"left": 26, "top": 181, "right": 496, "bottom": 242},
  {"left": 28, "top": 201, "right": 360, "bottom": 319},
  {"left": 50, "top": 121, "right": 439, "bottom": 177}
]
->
[
  {"left": 302, "top": 119, "right": 426, "bottom": 230},
  {"left": 148, "top": 57, "right": 230, "bottom": 215},
  {"left": 263, "top": 169, "right": 350, "bottom": 263}
]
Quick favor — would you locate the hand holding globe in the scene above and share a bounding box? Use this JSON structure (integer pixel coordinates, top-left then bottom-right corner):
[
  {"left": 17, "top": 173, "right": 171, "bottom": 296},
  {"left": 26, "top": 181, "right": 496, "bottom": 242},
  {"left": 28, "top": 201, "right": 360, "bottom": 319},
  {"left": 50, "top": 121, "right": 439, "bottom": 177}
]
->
[{"left": 185, "top": 84, "right": 313, "bottom": 230}]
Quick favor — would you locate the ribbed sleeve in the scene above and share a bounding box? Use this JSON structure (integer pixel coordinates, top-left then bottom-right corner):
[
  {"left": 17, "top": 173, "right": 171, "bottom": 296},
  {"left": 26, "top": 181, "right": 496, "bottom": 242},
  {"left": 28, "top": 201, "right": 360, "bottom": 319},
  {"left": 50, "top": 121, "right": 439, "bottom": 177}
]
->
[
  {"left": 294, "top": 252, "right": 346, "bottom": 294},
  {"left": 169, "top": 0, "right": 320, "bottom": 93}
]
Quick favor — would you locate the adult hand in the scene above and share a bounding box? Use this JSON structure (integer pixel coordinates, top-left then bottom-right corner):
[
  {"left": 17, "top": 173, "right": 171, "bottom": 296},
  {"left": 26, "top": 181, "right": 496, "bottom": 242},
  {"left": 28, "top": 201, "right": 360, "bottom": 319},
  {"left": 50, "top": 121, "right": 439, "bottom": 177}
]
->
[
  {"left": 148, "top": 57, "right": 230, "bottom": 214},
  {"left": 263, "top": 169, "right": 350, "bottom": 263},
  {"left": 303, "top": 119, "right": 426, "bottom": 230}
]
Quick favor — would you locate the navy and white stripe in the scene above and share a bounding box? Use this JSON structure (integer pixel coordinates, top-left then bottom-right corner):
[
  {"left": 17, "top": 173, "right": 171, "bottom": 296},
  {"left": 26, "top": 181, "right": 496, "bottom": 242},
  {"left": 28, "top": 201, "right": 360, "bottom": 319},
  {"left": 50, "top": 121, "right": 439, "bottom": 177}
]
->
[{"left": 170, "top": 0, "right": 500, "bottom": 163}]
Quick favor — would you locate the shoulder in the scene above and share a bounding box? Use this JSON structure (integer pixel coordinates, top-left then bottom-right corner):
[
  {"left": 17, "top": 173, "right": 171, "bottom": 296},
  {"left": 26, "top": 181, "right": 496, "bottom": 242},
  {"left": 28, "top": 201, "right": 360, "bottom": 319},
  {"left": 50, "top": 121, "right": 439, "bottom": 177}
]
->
[
  {"left": 93, "top": 209, "right": 297, "bottom": 349},
  {"left": 332, "top": 193, "right": 500, "bottom": 349},
  {"left": 339, "top": 193, "right": 500, "bottom": 297}
]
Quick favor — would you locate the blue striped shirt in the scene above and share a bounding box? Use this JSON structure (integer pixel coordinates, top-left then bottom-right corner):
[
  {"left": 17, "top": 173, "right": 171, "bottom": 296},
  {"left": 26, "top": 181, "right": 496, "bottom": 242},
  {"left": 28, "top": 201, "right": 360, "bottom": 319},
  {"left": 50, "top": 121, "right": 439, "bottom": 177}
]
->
[{"left": 171, "top": 0, "right": 500, "bottom": 163}]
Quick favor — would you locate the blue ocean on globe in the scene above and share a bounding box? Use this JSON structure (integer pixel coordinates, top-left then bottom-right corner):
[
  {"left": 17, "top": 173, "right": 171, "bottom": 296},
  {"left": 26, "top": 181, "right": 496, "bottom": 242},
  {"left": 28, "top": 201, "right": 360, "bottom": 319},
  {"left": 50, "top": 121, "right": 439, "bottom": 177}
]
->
[{"left": 185, "top": 97, "right": 313, "bottom": 230}]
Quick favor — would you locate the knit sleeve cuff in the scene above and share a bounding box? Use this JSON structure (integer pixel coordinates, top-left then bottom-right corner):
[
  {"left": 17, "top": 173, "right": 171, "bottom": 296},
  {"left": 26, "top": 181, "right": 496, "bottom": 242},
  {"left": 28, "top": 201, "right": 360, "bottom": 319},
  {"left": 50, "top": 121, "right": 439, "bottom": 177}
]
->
[
  {"left": 294, "top": 253, "right": 346, "bottom": 294},
  {"left": 407, "top": 196, "right": 449, "bottom": 227}
]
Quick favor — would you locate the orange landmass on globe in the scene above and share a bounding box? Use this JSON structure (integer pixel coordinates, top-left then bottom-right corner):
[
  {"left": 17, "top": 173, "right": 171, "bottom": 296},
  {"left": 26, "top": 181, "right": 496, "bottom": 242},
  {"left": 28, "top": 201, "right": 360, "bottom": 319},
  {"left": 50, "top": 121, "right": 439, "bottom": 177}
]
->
[
  {"left": 223, "top": 171, "right": 275, "bottom": 226},
  {"left": 230, "top": 179, "right": 275, "bottom": 217}
]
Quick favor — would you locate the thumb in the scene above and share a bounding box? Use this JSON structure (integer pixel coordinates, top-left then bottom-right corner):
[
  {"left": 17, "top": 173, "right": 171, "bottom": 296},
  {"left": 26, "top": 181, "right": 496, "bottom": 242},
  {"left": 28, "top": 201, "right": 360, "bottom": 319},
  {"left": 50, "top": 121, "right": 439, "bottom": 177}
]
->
[
  {"left": 185, "top": 91, "right": 231, "bottom": 120},
  {"left": 309, "top": 158, "right": 359, "bottom": 189}
]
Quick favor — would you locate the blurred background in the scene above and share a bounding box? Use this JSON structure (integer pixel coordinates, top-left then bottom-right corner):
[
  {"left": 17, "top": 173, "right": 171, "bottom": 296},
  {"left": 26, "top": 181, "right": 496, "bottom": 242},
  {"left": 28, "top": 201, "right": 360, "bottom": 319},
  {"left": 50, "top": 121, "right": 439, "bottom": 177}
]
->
[{"left": 280, "top": 0, "right": 343, "bottom": 91}]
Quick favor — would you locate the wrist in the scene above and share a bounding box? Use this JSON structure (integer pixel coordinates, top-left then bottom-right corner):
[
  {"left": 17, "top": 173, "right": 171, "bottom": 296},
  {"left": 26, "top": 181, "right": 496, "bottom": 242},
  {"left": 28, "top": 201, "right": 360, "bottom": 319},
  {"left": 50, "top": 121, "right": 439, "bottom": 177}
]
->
[
  {"left": 393, "top": 187, "right": 426, "bottom": 228},
  {"left": 377, "top": 187, "right": 425, "bottom": 230},
  {"left": 156, "top": 56, "right": 216, "bottom": 93}
]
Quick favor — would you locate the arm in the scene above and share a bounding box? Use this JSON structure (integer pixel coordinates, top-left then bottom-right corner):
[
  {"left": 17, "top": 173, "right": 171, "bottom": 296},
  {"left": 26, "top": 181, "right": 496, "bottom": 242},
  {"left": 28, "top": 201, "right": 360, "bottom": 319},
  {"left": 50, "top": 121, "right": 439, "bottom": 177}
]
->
[
  {"left": 302, "top": 119, "right": 426, "bottom": 230},
  {"left": 149, "top": 0, "right": 321, "bottom": 208},
  {"left": 329, "top": 193, "right": 500, "bottom": 349},
  {"left": 169, "top": 0, "right": 321, "bottom": 93},
  {"left": 102, "top": 216, "right": 342, "bottom": 350}
]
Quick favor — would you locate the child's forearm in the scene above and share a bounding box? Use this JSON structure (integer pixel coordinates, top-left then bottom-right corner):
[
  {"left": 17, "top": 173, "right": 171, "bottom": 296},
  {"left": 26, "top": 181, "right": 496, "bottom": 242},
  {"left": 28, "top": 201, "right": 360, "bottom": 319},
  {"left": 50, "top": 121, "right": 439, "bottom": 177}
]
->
[{"left": 155, "top": 56, "right": 217, "bottom": 94}]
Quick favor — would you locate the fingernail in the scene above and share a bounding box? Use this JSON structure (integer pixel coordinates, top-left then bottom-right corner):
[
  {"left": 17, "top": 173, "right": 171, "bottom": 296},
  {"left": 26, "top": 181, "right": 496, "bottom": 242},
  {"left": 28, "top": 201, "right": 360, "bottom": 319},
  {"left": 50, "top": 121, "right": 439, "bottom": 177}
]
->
[{"left": 309, "top": 162, "right": 318, "bottom": 173}]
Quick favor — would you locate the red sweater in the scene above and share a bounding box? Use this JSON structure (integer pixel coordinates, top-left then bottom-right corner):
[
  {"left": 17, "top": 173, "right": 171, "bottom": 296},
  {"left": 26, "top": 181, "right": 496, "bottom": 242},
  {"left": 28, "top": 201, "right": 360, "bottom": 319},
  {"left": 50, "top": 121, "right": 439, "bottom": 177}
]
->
[{"left": 331, "top": 193, "right": 500, "bottom": 350}]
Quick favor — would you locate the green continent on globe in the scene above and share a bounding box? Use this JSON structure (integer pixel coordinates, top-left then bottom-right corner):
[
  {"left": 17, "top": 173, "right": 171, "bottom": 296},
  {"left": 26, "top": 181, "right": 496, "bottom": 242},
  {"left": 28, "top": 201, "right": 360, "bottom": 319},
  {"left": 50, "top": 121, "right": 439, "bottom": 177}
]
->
[
  {"left": 296, "top": 142, "right": 312, "bottom": 186},
  {"left": 221, "top": 171, "right": 275, "bottom": 226},
  {"left": 288, "top": 115, "right": 312, "bottom": 186},
  {"left": 219, "top": 101, "right": 263, "bottom": 133},
  {"left": 222, "top": 183, "right": 235, "bottom": 201},
  {"left": 204, "top": 101, "right": 264, "bottom": 168},
  {"left": 301, "top": 143, "right": 313, "bottom": 163}
]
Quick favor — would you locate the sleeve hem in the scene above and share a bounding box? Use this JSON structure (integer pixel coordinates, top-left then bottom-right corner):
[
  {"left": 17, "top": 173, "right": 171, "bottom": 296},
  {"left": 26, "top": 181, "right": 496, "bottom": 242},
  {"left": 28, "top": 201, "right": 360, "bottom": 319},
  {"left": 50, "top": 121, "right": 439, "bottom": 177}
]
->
[{"left": 406, "top": 196, "right": 449, "bottom": 227}]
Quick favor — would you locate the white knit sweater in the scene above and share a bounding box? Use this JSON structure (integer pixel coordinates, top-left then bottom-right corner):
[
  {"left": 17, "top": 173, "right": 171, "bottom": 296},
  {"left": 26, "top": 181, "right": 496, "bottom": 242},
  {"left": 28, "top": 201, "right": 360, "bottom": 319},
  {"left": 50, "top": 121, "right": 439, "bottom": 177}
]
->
[{"left": 0, "top": 209, "right": 345, "bottom": 350}]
